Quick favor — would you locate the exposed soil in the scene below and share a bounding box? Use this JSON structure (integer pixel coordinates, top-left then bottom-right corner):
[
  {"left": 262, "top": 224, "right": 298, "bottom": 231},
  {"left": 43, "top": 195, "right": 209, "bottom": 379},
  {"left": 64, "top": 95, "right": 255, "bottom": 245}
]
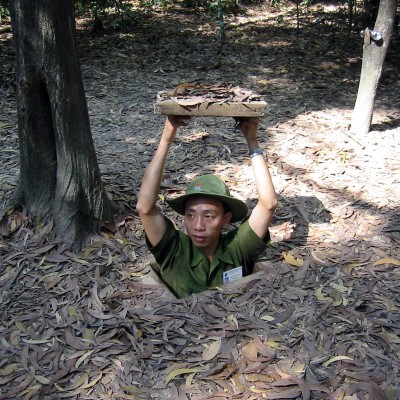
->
[{"left": 1, "top": 3, "right": 400, "bottom": 399}]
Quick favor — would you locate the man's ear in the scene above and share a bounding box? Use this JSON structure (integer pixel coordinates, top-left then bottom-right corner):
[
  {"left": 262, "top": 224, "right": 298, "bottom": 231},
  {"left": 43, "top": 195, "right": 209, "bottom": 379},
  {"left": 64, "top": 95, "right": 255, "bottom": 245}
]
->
[{"left": 223, "top": 211, "right": 233, "bottom": 228}]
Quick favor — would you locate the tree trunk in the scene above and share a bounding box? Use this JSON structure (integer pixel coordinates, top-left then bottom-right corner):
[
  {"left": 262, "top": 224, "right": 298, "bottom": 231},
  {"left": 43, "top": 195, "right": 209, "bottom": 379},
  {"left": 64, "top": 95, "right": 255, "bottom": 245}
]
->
[
  {"left": 9, "top": 0, "right": 112, "bottom": 250},
  {"left": 350, "top": 0, "right": 397, "bottom": 136}
]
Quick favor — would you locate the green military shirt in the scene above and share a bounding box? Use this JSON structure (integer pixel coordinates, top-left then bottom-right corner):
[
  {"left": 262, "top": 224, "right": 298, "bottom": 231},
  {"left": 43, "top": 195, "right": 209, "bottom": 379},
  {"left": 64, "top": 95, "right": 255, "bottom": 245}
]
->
[{"left": 146, "top": 217, "right": 270, "bottom": 298}]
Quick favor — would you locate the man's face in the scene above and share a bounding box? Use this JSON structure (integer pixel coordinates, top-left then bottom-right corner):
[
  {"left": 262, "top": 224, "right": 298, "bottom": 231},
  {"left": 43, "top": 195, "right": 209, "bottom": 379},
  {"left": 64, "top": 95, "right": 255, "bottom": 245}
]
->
[{"left": 184, "top": 196, "right": 232, "bottom": 256}]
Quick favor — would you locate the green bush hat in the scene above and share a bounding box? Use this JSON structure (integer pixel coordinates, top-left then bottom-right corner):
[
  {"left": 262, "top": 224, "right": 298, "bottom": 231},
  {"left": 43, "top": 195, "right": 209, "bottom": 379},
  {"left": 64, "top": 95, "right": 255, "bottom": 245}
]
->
[{"left": 166, "top": 174, "right": 248, "bottom": 223}]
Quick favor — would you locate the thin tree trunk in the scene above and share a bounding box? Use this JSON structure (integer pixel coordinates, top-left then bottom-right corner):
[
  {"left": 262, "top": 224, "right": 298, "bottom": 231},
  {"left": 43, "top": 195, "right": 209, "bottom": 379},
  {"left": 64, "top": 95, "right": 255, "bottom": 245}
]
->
[
  {"left": 9, "top": 0, "right": 112, "bottom": 250},
  {"left": 350, "top": 0, "right": 397, "bottom": 136}
]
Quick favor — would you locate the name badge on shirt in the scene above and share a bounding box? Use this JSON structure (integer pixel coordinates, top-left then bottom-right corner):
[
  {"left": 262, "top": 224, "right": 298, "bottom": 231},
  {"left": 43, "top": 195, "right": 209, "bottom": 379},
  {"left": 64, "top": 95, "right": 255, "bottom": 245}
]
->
[{"left": 223, "top": 266, "right": 243, "bottom": 284}]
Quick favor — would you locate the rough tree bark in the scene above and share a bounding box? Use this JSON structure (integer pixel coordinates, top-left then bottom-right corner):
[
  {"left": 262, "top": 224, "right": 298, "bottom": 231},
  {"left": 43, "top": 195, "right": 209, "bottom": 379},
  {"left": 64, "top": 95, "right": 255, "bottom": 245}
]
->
[
  {"left": 9, "top": 0, "right": 112, "bottom": 249},
  {"left": 350, "top": 0, "right": 397, "bottom": 136}
]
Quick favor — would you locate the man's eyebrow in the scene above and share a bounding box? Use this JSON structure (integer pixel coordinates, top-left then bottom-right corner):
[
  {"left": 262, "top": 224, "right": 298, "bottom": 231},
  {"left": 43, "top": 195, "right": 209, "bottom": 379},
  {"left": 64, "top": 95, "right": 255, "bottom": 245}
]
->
[{"left": 185, "top": 207, "right": 218, "bottom": 213}]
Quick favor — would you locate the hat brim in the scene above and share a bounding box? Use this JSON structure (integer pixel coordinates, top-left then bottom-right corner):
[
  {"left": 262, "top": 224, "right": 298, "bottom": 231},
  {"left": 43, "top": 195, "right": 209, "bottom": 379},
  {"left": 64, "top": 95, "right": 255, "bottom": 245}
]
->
[{"left": 166, "top": 193, "right": 248, "bottom": 223}]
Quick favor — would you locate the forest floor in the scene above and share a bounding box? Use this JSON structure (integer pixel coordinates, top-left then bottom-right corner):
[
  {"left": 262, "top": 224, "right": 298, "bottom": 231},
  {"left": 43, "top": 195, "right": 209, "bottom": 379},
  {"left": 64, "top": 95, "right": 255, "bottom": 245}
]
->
[{"left": 1, "top": 2, "right": 400, "bottom": 399}]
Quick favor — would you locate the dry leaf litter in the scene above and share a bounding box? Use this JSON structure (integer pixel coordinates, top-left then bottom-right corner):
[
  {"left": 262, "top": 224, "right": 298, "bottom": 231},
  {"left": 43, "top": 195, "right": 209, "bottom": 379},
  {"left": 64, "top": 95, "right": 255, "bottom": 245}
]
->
[{"left": 1, "top": 3, "right": 400, "bottom": 400}]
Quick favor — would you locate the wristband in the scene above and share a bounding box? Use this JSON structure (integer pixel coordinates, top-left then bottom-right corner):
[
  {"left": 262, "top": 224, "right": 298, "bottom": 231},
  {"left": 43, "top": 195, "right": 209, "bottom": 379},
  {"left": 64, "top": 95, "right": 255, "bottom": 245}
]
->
[{"left": 249, "top": 147, "right": 263, "bottom": 158}]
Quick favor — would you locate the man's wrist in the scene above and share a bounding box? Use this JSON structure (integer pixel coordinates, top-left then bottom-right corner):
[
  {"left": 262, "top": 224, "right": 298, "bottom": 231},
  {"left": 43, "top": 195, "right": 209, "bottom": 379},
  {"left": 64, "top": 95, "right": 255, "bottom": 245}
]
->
[{"left": 249, "top": 147, "right": 264, "bottom": 158}]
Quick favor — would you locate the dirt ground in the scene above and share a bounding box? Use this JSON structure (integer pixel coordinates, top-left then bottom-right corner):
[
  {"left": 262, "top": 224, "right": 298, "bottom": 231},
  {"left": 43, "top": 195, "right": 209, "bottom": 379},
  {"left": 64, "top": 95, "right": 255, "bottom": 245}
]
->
[{"left": 1, "top": 3, "right": 400, "bottom": 399}]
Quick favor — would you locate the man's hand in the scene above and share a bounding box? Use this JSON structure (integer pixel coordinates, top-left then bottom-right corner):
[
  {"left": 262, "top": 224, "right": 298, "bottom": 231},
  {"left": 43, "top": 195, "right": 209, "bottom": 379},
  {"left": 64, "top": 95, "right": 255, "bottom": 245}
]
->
[
  {"left": 162, "top": 115, "right": 191, "bottom": 144},
  {"left": 234, "top": 117, "right": 259, "bottom": 142}
]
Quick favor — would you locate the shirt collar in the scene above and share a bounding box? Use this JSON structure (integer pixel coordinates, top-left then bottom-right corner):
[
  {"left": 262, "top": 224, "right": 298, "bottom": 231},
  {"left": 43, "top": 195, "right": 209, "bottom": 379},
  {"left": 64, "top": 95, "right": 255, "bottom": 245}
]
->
[
  {"left": 189, "top": 235, "right": 235, "bottom": 270},
  {"left": 189, "top": 236, "right": 232, "bottom": 265},
  {"left": 190, "top": 248, "right": 205, "bottom": 268}
]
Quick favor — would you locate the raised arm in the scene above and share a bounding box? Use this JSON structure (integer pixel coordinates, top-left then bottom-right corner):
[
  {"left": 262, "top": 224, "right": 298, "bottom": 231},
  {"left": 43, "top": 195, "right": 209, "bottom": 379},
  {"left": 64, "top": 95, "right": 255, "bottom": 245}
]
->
[
  {"left": 237, "top": 117, "right": 277, "bottom": 239},
  {"left": 136, "top": 116, "right": 190, "bottom": 246}
]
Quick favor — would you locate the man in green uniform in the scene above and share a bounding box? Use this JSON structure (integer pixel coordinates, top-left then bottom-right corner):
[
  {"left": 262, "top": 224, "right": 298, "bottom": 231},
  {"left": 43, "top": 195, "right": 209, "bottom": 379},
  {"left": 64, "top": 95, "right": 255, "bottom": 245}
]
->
[{"left": 136, "top": 116, "right": 277, "bottom": 298}]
